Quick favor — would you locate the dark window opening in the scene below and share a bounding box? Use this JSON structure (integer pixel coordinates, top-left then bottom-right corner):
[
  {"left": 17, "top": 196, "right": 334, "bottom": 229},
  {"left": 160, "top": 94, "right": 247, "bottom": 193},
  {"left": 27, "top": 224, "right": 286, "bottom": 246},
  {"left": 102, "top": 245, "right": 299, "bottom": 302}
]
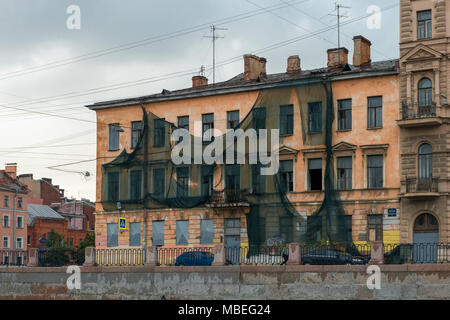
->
[
  {"left": 308, "top": 158, "right": 322, "bottom": 191},
  {"left": 252, "top": 107, "right": 266, "bottom": 136},
  {"left": 252, "top": 164, "right": 266, "bottom": 194},
  {"left": 131, "top": 121, "right": 143, "bottom": 149},
  {"left": 176, "top": 167, "right": 189, "bottom": 197},
  {"left": 368, "top": 97, "right": 382, "bottom": 128},
  {"left": 367, "top": 155, "right": 383, "bottom": 189},
  {"left": 337, "top": 156, "right": 352, "bottom": 190},
  {"left": 338, "top": 99, "right": 352, "bottom": 130},
  {"left": 177, "top": 116, "right": 189, "bottom": 143},
  {"left": 227, "top": 110, "right": 240, "bottom": 130},
  {"left": 129, "top": 170, "right": 142, "bottom": 200},
  {"left": 280, "top": 160, "right": 294, "bottom": 192},
  {"left": 280, "top": 105, "right": 294, "bottom": 136},
  {"left": 153, "top": 118, "right": 166, "bottom": 147},
  {"left": 201, "top": 166, "right": 214, "bottom": 197},
  {"left": 280, "top": 216, "right": 293, "bottom": 243},
  {"left": 107, "top": 172, "right": 120, "bottom": 202},
  {"left": 202, "top": 113, "right": 214, "bottom": 142},
  {"left": 152, "top": 168, "right": 165, "bottom": 198},
  {"left": 226, "top": 165, "right": 240, "bottom": 191},
  {"left": 308, "top": 102, "right": 322, "bottom": 133}
]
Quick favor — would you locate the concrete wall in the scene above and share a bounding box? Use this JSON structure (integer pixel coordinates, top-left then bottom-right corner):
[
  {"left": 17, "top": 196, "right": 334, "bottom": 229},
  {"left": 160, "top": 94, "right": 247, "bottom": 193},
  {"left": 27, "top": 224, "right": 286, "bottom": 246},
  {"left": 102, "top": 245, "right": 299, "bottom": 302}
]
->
[{"left": 1, "top": 265, "right": 450, "bottom": 300}]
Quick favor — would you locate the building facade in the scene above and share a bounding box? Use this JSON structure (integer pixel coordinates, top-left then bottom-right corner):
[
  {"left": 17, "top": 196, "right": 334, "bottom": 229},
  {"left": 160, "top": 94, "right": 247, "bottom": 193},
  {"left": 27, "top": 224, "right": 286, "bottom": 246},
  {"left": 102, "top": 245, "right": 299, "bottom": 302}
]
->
[
  {"left": 87, "top": 35, "right": 401, "bottom": 252},
  {"left": 0, "top": 164, "right": 29, "bottom": 264},
  {"left": 398, "top": 0, "right": 450, "bottom": 243}
]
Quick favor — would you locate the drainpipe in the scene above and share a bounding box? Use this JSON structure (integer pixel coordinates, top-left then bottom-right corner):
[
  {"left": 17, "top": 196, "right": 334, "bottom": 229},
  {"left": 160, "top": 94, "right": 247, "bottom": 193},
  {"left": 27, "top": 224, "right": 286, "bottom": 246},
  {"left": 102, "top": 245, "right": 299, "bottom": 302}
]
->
[{"left": 12, "top": 189, "right": 18, "bottom": 251}]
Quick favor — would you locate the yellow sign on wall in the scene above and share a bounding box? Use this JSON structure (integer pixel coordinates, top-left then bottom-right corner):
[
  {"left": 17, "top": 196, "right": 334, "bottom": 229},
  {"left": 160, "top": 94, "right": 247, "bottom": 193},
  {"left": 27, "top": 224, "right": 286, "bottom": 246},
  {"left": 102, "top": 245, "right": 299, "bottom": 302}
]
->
[{"left": 119, "top": 217, "right": 127, "bottom": 230}]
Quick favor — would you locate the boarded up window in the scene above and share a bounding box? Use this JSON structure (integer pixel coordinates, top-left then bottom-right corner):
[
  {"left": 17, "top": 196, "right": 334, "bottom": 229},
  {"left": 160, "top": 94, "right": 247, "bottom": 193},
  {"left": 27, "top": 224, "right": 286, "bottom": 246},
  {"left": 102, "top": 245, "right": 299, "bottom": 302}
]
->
[
  {"left": 107, "top": 223, "right": 118, "bottom": 247},
  {"left": 152, "top": 221, "right": 164, "bottom": 246},
  {"left": 129, "top": 222, "right": 141, "bottom": 246},
  {"left": 176, "top": 220, "right": 189, "bottom": 245},
  {"left": 109, "top": 124, "right": 120, "bottom": 150},
  {"left": 200, "top": 219, "right": 214, "bottom": 244}
]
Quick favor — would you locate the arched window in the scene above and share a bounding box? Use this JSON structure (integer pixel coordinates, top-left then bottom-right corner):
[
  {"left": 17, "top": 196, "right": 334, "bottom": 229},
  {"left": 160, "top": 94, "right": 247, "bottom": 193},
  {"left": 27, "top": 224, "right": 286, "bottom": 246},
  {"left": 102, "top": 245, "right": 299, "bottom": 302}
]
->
[
  {"left": 418, "top": 143, "right": 432, "bottom": 189},
  {"left": 418, "top": 78, "right": 432, "bottom": 107}
]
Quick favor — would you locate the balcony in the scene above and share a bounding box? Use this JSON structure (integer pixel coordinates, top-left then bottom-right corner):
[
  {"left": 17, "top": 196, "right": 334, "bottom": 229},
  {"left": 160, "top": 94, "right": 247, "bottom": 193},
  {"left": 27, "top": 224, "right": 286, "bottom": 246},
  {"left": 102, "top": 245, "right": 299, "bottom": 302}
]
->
[
  {"left": 403, "top": 178, "right": 440, "bottom": 199},
  {"left": 398, "top": 102, "right": 442, "bottom": 128},
  {"left": 207, "top": 189, "right": 249, "bottom": 208}
]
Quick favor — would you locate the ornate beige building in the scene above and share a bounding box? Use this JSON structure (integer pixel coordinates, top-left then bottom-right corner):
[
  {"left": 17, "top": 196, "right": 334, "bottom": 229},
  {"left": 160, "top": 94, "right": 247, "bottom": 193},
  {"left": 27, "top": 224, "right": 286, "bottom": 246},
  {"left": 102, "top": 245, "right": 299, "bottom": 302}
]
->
[{"left": 399, "top": 0, "right": 450, "bottom": 243}]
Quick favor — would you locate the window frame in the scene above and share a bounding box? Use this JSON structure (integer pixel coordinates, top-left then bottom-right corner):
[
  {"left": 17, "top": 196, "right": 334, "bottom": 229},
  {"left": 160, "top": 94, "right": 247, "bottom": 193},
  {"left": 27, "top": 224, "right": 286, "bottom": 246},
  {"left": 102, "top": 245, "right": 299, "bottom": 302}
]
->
[
  {"left": 152, "top": 168, "right": 166, "bottom": 198},
  {"left": 107, "top": 171, "right": 120, "bottom": 202},
  {"left": 367, "top": 96, "right": 383, "bottom": 129},
  {"left": 280, "top": 159, "right": 294, "bottom": 192},
  {"left": 202, "top": 113, "right": 214, "bottom": 142},
  {"left": 280, "top": 104, "right": 294, "bottom": 136},
  {"left": 367, "top": 154, "right": 384, "bottom": 189},
  {"left": 108, "top": 123, "right": 121, "bottom": 151},
  {"left": 3, "top": 236, "right": 9, "bottom": 249},
  {"left": 337, "top": 99, "right": 352, "bottom": 131},
  {"left": 227, "top": 110, "right": 240, "bottom": 130},
  {"left": 176, "top": 166, "right": 190, "bottom": 197},
  {"left": 153, "top": 118, "right": 166, "bottom": 147},
  {"left": 337, "top": 156, "right": 353, "bottom": 190},
  {"left": 130, "top": 121, "right": 143, "bottom": 149},
  {"left": 106, "top": 223, "right": 119, "bottom": 247},
  {"left": 152, "top": 220, "right": 165, "bottom": 246},
  {"left": 308, "top": 102, "right": 322, "bottom": 134},
  {"left": 200, "top": 219, "right": 214, "bottom": 245},
  {"left": 417, "top": 10, "right": 432, "bottom": 40},
  {"left": 3, "top": 215, "right": 10, "bottom": 228},
  {"left": 17, "top": 216, "right": 24, "bottom": 229},
  {"left": 16, "top": 237, "right": 24, "bottom": 249},
  {"left": 129, "top": 169, "right": 143, "bottom": 201}
]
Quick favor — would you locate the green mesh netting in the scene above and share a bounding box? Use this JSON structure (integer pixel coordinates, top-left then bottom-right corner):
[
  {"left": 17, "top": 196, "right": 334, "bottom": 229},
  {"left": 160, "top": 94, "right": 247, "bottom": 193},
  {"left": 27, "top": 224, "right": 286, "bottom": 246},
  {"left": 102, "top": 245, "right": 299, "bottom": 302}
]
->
[{"left": 101, "top": 77, "right": 353, "bottom": 251}]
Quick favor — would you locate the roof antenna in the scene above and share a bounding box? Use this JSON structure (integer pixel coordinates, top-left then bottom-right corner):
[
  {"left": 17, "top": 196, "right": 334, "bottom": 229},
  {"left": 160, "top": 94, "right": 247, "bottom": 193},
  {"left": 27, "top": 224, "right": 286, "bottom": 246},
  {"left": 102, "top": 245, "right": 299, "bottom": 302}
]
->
[
  {"left": 204, "top": 25, "right": 227, "bottom": 84},
  {"left": 329, "top": 2, "right": 351, "bottom": 62}
]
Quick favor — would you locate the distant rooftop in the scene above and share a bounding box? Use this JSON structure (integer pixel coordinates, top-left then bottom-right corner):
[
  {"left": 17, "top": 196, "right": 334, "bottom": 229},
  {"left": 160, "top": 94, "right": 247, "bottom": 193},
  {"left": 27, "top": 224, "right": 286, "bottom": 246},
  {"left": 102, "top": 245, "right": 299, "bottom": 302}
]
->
[{"left": 28, "top": 204, "right": 65, "bottom": 226}]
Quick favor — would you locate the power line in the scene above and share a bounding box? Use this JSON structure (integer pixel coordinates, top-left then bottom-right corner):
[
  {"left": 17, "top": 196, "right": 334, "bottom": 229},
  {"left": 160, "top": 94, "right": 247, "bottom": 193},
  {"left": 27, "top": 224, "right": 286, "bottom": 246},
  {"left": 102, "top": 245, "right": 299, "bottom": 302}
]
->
[{"left": 204, "top": 25, "right": 227, "bottom": 84}]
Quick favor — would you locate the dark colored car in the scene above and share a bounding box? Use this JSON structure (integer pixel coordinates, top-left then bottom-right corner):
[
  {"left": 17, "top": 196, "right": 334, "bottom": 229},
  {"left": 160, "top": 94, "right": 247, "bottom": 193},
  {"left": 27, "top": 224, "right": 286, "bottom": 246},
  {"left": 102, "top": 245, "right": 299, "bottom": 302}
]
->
[
  {"left": 174, "top": 251, "right": 214, "bottom": 266},
  {"left": 301, "top": 249, "right": 366, "bottom": 265},
  {"left": 384, "top": 244, "right": 414, "bottom": 264}
]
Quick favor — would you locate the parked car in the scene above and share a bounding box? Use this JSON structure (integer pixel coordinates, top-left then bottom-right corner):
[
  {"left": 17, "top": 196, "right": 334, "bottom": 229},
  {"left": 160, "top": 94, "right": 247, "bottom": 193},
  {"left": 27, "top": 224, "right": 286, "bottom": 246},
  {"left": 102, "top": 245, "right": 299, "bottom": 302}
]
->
[
  {"left": 301, "top": 249, "right": 366, "bottom": 265},
  {"left": 174, "top": 251, "right": 214, "bottom": 266}
]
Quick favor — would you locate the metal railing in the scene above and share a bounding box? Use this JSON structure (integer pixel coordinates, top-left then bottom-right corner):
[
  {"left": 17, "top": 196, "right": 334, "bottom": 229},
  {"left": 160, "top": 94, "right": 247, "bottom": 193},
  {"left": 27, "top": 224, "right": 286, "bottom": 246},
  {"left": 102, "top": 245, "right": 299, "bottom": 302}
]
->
[
  {"left": 156, "top": 247, "right": 213, "bottom": 266},
  {"left": 384, "top": 243, "right": 450, "bottom": 264},
  {"left": 402, "top": 102, "right": 437, "bottom": 120},
  {"left": 0, "top": 250, "right": 27, "bottom": 266},
  {"left": 210, "top": 189, "right": 248, "bottom": 205},
  {"left": 95, "top": 248, "right": 144, "bottom": 266},
  {"left": 406, "top": 178, "right": 439, "bottom": 193}
]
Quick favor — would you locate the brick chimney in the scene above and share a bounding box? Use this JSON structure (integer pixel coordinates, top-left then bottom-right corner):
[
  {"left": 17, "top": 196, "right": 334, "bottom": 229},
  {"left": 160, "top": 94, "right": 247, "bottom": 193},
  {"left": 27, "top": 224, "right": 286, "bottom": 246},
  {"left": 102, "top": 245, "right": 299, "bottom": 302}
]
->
[
  {"left": 327, "top": 47, "right": 349, "bottom": 68},
  {"left": 353, "top": 35, "right": 371, "bottom": 67},
  {"left": 192, "top": 75, "right": 208, "bottom": 88},
  {"left": 286, "top": 55, "right": 301, "bottom": 73},
  {"left": 5, "top": 163, "right": 17, "bottom": 179},
  {"left": 243, "top": 54, "right": 267, "bottom": 81}
]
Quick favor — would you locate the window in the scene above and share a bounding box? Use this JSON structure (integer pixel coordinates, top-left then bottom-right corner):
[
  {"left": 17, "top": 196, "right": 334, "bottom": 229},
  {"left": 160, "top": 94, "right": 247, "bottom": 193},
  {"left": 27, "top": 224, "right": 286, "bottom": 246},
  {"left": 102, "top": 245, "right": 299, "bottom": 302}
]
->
[
  {"left": 368, "top": 215, "right": 383, "bottom": 242},
  {"left": 368, "top": 97, "right": 382, "bottom": 128},
  {"left": 259, "top": 217, "right": 266, "bottom": 246},
  {"left": 367, "top": 155, "right": 383, "bottom": 188},
  {"left": 17, "top": 216, "right": 24, "bottom": 229},
  {"left": 418, "top": 78, "right": 433, "bottom": 110},
  {"left": 131, "top": 121, "right": 143, "bottom": 149},
  {"left": 16, "top": 237, "right": 23, "bottom": 249},
  {"left": 129, "top": 170, "right": 142, "bottom": 200},
  {"left": 176, "top": 220, "right": 189, "bottom": 245},
  {"left": 154, "top": 118, "right": 166, "bottom": 147},
  {"left": 4, "top": 196, "right": 9, "bottom": 208},
  {"left": 176, "top": 167, "right": 189, "bottom": 197},
  {"left": 108, "top": 124, "right": 121, "bottom": 151},
  {"left": 280, "top": 217, "right": 293, "bottom": 243},
  {"left": 107, "top": 223, "right": 118, "bottom": 247},
  {"left": 3, "top": 215, "right": 9, "bottom": 228},
  {"left": 252, "top": 164, "right": 266, "bottom": 194},
  {"left": 201, "top": 166, "right": 214, "bottom": 196},
  {"left": 280, "top": 105, "right": 294, "bottom": 136},
  {"left": 152, "top": 221, "right": 164, "bottom": 246},
  {"left": 337, "top": 157, "right": 352, "bottom": 190},
  {"left": 418, "top": 10, "right": 432, "bottom": 40},
  {"left": 252, "top": 107, "right": 266, "bottom": 135},
  {"left": 129, "top": 222, "right": 141, "bottom": 247},
  {"left": 107, "top": 172, "right": 120, "bottom": 202},
  {"left": 225, "top": 165, "right": 240, "bottom": 191},
  {"left": 152, "top": 168, "right": 165, "bottom": 198},
  {"left": 177, "top": 116, "right": 189, "bottom": 143},
  {"left": 202, "top": 113, "right": 214, "bottom": 142},
  {"left": 27, "top": 236, "right": 31, "bottom": 245},
  {"left": 280, "top": 160, "right": 294, "bottom": 192},
  {"left": 338, "top": 99, "right": 352, "bottom": 130},
  {"left": 308, "top": 102, "right": 322, "bottom": 133},
  {"left": 68, "top": 238, "right": 73, "bottom": 248},
  {"left": 200, "top": 219, "right": 214, "bottom": 244},
  {"left": 418, "top": 144, "right": 433, "bottom": 190},
  {"left": 17, "top": 197, "right": 23, "bottom": 209},
  {"left": 3, "top": 236, "right": 9, "bottom": 248},
  {"left": 227, "top": 111, "right": 240, "bottom": 130},
  {"left": 308, "top": 158, "right": 322, "bottom": 191}
]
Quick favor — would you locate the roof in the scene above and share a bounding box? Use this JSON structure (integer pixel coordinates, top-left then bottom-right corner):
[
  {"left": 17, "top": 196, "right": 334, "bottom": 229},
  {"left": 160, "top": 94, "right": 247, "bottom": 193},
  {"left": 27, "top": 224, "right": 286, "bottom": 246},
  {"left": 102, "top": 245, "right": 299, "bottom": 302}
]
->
[
  {"left": 86, "top": 59, "right": 399, "bottom": 110},
  {"left": 0, "top": 171, "right": 29, "bottom": 194},
  {"left": 27, "top": 204, "right": 65, "bottom": 226}
]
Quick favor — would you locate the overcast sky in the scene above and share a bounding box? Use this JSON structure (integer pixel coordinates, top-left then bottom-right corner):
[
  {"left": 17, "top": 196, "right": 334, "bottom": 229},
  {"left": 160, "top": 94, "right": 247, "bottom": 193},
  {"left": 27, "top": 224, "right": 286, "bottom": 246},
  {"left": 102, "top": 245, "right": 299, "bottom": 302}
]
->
[{"left": 0, "top": 0, "right": 399, "bottom": 201}]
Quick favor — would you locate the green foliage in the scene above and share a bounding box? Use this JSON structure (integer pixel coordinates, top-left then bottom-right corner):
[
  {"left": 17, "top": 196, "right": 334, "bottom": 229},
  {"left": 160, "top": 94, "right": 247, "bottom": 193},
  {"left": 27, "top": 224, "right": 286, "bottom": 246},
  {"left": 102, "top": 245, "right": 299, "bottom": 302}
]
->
[{"left": 74, "top": 232, "right": 95, "bottom": 265}]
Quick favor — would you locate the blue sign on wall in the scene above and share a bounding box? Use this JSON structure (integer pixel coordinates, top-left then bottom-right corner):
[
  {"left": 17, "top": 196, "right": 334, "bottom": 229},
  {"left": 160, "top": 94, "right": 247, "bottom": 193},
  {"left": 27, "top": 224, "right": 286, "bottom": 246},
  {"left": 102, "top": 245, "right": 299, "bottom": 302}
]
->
[
  {"left": 387, "top": 208, "right": 397, "bottom": 217},
  {"left": 119, "top": 217, "right": 127, "bottom": 230}
]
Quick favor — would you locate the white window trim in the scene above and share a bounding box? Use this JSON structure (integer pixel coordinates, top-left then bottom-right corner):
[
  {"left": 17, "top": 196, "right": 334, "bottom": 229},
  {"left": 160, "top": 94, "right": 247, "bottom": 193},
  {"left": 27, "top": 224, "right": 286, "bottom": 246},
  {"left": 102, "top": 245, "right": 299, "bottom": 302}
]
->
[
  {"left": 17, "top": 215, "right": 24, "bottom": 229},
  {"left": 3, "top": 236, "right": 10, "bottom": 249},
  {"left": 16, "top": 237, "right": 24, "bottom": 249},
  {"left": 2, "top": 214, "right": 10, "bottom": 228}
]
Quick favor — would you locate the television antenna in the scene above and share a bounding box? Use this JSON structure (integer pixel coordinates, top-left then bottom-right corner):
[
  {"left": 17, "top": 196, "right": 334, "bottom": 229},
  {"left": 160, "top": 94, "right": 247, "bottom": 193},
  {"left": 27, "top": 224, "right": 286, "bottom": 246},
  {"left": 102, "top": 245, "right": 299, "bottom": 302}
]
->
[{"left": 204, "top": 25, "right": 227, "bottom": 84}]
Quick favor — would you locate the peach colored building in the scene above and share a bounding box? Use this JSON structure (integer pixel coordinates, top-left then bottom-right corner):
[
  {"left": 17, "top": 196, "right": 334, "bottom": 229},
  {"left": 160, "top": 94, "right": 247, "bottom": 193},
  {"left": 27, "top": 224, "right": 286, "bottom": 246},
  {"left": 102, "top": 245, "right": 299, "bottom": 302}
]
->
[
  {"left": 0, "top": 164, "right": 29, "bottom": 264},
  {"left": 87, "top": 35, "right": 400, "bottom": 252}
]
